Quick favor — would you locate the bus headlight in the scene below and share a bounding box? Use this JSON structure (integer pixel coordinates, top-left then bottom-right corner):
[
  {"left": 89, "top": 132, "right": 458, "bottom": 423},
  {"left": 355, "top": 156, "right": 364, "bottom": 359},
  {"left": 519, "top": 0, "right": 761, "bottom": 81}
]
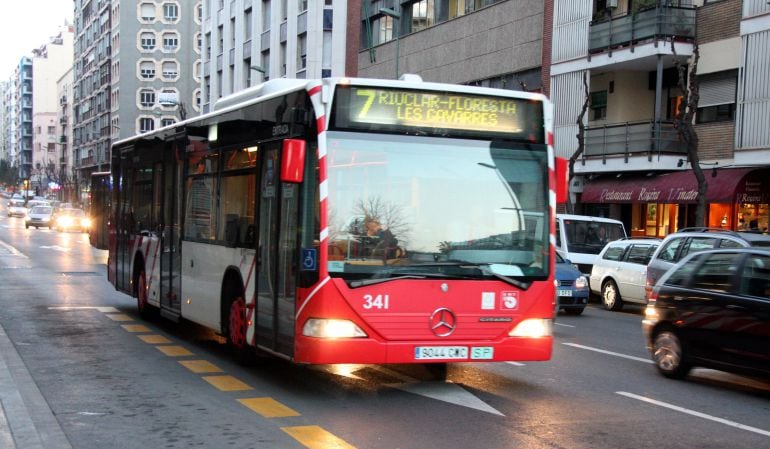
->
[
  {"left": 302, "top": 318, "right": 367, "bottom": 339},
  {"left": 509, "top": 318, "right": 552, "bottom": 338}
]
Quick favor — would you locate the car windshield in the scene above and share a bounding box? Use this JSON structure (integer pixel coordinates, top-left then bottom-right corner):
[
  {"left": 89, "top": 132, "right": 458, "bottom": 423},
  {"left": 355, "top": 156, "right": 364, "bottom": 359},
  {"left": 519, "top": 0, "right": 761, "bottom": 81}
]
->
[
  {"left": 325, "top": 131, "right": 550, "bottom": 283},
  {"left": 563, "top": 220, "right": 626, "bottom": 255},
  {"left": 31, "top": 206, "right": 52, "bottom": 214}
]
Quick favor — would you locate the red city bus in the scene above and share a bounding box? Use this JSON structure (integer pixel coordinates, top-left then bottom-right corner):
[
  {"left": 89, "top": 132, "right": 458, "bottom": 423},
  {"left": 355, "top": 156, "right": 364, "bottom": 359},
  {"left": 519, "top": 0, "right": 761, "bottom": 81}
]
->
[{"left": 99, "top": 75, "right": 561, "bottom": 370}]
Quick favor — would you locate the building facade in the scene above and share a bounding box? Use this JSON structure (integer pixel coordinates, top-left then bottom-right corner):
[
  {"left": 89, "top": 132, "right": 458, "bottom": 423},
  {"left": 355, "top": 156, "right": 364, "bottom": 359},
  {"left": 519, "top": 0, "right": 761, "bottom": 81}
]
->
[
  {"left": 15, "top": 58, "right": 34, "bottom": 184},
  {"left": 30, "top": 28, "right": 74, "bottom": 196},
  {"left": 356, "top": 0, "right": 545, "bottom": 91},
  {"left": 57, "top": 67, "right": 76, "bottom": 202},
  {"left": 200, "top": 0, "right": 347, "bottom": 113},
  {"left": 549, "top": 0, "right": 769, "bottom": 235},
  {"left": 73, "top": 0, "right": 200, "bottom": 202}
]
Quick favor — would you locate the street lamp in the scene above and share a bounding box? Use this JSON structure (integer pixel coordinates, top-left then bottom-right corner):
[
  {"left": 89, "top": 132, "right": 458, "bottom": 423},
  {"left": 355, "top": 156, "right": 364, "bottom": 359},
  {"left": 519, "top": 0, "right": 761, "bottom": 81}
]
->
[{"left": 379, "top": 7, "right": 401, "bottom": 79}]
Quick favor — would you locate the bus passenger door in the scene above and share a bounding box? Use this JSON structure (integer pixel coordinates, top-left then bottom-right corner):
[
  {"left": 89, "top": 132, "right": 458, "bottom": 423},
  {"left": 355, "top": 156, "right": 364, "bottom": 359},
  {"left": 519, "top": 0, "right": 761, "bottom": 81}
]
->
[
  {"left": 255, "top": 143, "right": 298, "bottom": 356},
  {"left": 160, "top": 155, "right": 182, "bottom": 315}
]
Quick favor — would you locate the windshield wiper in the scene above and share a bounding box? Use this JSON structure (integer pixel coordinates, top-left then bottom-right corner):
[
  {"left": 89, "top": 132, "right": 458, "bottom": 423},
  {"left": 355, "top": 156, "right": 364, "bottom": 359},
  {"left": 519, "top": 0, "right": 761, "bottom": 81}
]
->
[
  {"left": 348, "top": 273, "right": 454, "bottom": 288},
  {"left": 441, "top": 261, "right": 531, "bottom": 290}
]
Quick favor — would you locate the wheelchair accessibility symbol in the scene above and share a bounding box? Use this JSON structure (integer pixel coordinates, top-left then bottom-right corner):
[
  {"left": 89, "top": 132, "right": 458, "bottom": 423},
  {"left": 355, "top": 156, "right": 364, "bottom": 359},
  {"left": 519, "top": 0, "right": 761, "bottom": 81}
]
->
[{"left": 301, "top": 248, "right": 317, "bottom": 271}]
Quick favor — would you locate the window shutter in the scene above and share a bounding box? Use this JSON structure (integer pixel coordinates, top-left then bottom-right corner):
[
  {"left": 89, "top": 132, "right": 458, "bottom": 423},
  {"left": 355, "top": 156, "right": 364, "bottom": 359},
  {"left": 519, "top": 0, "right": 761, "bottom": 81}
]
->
[{"left": 698, "top": 75, "right": 736, "bottom": 108}]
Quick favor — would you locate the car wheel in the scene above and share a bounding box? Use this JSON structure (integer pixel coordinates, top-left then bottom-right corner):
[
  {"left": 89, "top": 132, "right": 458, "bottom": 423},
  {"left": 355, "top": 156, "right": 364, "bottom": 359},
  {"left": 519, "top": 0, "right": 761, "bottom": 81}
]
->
[
  {"left": 602, "top": 280, "right": 623, "bottom": 311},
  {"left": 652, "top": 330, "right": 691, "bottom": 379},
  {"left": 564, "top": 307, "right": 585, "bottom": 316}
]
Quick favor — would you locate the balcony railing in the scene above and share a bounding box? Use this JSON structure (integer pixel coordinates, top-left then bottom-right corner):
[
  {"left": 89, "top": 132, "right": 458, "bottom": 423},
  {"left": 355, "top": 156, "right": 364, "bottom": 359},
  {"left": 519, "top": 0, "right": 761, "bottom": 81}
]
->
[
  {"left": 589, "top": 6, "right": 695, "bottom": 53},
  {"left": 583, "top": 120, "right": 687, "bottom": 162}
]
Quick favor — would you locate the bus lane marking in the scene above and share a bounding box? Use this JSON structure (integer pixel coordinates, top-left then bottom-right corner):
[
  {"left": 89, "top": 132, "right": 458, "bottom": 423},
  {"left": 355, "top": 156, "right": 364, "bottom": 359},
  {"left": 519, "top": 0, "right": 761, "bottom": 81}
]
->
[
  {"left": 138, "top": 334, "right": 171, "bottom": 344},
  {"left": 617, "top": 391, "right": 770, "bottom": 437},
  {"left": 179, "top": 360, "right": 224, "bottom": 374},
  {"left": 202, "top": 375, "right": 253, "bottom": 391},
  {"left": 282, "top": 425, "right": 357, "bottom": 449},
  {"left": 105, "top": 313, "right": 133, "bottom": 322},
  {"left": 121, "top": 324, "right": 151, "bottom": 333},
  {"left": 563, "top": 342, "right": 653, "bottom": 364},
  {"left": 155, "top": 345, "right": 194, "bottom": 357},
  {"left": 237, "top": 398, "right": 300, "bottom": 418}
]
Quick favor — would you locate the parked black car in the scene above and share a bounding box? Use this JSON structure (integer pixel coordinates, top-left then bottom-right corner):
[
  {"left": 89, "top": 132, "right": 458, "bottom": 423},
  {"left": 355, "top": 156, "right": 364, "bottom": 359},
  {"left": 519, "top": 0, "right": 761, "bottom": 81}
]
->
[{"left": 643, "top": 248, "right": 770, "bottom": 380}]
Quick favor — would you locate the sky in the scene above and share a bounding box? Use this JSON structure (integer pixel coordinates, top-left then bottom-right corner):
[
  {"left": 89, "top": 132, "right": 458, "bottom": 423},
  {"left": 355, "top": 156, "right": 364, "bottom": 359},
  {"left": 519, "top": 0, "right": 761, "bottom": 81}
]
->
[{"left": 0, "top": 1, "right": 74, "bottom": 78}]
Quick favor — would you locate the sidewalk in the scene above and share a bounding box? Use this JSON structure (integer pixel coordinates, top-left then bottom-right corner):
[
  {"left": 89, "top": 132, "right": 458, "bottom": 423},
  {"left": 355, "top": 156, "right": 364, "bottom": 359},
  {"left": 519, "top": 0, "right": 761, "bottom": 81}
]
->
[{"left": 0, "top": 324, "right": 72, "bottom": 449}]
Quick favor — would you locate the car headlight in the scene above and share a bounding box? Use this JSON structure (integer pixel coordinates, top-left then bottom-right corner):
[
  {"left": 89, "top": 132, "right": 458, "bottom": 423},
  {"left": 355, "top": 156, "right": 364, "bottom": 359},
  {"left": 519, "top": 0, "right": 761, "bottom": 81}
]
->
[
  {"left": 59, "top": 216, "right": 74, "bottom": 227},
  {"left": 82, "top": 218, "right": 92, "bottom": 228},
  {"left": 302, "top": 318, "right": 367, "bottom": 338},
  {"left": 575, "top": 275, "right": 588, "bottom": 290},
  {"left": 509, "top": 318, "right": 552, "bottom": 338}
]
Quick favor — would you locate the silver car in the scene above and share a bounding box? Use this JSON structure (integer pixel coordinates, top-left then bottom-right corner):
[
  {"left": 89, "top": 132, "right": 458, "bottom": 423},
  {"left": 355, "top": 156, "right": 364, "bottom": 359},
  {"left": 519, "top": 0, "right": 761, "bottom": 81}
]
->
[
  {"left": 590, "top": 238, "right": 660, "bottom": 311},
  {"left": 25, "top": 205, "right": 54, "bottom": 229}
]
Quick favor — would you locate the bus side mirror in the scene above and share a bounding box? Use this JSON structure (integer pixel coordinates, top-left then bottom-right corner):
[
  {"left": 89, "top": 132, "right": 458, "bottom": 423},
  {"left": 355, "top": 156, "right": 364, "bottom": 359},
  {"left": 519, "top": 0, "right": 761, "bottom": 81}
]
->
[
  {"left": 281, "top": 139, "right": 306, "bottom": 183},
  {"left": 555, "top": 157, "right": 568, "bottom": 204}
]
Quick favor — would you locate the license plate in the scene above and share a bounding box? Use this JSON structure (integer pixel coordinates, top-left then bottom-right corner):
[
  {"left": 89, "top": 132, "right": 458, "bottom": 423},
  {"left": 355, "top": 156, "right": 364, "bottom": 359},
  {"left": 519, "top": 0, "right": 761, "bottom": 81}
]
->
[
  {"left": 558, "top": 289, "right": 573, "bottom": 297},
  {"left": 471, "top": 347, "right": 494, "bottom": 360},
  {"left": 414, "top": 346, "right": 468, "bottom": 360}
]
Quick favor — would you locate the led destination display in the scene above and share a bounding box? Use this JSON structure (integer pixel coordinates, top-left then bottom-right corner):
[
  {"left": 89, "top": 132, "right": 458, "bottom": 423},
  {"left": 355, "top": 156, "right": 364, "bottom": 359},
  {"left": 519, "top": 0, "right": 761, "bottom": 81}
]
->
[{"left": 332, "top": 86, "right": 543, "bottom": 140}]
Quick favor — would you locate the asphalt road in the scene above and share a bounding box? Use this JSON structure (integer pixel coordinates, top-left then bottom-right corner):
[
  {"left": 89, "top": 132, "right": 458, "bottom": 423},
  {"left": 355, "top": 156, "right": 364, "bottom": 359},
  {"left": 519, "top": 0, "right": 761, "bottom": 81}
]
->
[{"left": 1, "top": 204, "right": 769, "bottom": 449}]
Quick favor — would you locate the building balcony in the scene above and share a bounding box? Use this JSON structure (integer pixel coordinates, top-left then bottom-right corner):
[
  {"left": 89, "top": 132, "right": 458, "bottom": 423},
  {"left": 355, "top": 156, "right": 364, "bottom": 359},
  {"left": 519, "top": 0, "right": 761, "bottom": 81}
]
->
[
  {"left": 583, "top": 120, "right": 687, "bottom": 163},
  {"left": 589, "top": 6, "right": 695, "bottom": 55}
]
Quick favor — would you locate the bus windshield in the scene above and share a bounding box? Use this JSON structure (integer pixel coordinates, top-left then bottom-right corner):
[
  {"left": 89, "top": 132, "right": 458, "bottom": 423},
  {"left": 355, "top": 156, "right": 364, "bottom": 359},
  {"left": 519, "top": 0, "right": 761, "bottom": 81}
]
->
[{"left": 326, "top": 131, "right": 549, "bottom": 282}]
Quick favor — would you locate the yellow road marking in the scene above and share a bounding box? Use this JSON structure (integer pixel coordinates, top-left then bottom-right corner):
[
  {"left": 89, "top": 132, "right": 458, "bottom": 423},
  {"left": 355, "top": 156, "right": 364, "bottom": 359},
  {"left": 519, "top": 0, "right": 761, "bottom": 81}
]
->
[
  {"left": 105, "top": 314, "right": 133, "bottom": 322},
  {"left": 138, "top": 335, "right": 171, "bottom": 344},
  {"left": 121, "top": 324, "right": 151, "bottom": 333},
  {"left": 202, "top": 375, "right": 253, "bottom": 391},
  {"left": 155, "top": 345, "right": 193, "bottom": 356},
  {"left": 179, "top": 360, "right": 223, "bottom": 374},
  {"left": 237, "top": 398, "right": 300, "bottom": 418},
  {"left": 282, "top": 426, "right": 356, "bottom": 449}
]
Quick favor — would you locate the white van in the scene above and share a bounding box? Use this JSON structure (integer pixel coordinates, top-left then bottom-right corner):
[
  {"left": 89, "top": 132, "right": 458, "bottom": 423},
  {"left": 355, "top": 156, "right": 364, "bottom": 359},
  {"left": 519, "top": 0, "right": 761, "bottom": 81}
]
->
[{"left": 555, "top": 214, "right": 627, "bottom": 277}]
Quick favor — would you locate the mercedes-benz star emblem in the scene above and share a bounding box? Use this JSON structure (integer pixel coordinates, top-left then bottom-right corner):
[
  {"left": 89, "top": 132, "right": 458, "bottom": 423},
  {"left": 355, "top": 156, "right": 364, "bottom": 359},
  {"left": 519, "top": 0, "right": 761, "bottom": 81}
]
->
[{"left": 430, "top": 307, "right": 457, "bottom": 337}]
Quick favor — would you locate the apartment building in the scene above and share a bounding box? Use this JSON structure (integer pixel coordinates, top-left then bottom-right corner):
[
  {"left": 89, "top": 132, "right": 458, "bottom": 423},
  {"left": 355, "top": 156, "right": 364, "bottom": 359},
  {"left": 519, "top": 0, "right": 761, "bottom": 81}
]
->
[
  {"left": 30, "top": 29, "right": 74, "bottom": 195},
  {"left": 549, "top": 0, "right": 769, "bottom": 236},
  {"left": 14, "top": 58, "right": 34, "bottom": 183},
  {"left": 355, "top": 0, "right": 545, "bottom": 91},
  {"left": 57, "top": 67, "right": 76, "bottom": 202},
  {"left": 200, "top": 0, "right": 347, "bottom": 113},
  {"left": 73, "top": 0, "right": 200, "bottom": 201}
]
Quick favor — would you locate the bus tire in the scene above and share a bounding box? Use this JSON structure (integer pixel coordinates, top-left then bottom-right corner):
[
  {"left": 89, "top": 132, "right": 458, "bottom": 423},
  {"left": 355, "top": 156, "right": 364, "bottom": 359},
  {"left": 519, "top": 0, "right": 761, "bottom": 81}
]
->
[
  {"left": 135, "top": 269, "right": 153, "bottom": 319},
  {"left": 223, "top": 280, "right": 255, "bottom": 365}
]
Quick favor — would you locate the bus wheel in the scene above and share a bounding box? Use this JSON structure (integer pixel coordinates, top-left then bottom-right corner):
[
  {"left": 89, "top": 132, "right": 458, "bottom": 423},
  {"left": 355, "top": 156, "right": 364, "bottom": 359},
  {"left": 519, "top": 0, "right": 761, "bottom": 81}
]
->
[
  {"left": 136, "top": 270, "right": 152, "bottom": 319},
  {"left": 227, "top": 297, "right": 255, "bottom": 364},
  {"left": 228, "top": 297, "right": 247, "bottom": 348}
]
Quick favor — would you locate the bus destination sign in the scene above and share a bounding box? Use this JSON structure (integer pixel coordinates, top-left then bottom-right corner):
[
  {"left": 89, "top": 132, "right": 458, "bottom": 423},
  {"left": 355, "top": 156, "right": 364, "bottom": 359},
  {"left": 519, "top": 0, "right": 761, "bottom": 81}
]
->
[{"left": 334, "top": 87, "right": 536, "bottom": 136}]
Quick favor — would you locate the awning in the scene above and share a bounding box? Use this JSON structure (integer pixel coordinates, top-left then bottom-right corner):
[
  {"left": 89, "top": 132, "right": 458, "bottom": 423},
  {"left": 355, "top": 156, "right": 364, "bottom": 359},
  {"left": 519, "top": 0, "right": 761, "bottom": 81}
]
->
[{"left": 580, "top": 168, "right": 769, "bottom": 204}]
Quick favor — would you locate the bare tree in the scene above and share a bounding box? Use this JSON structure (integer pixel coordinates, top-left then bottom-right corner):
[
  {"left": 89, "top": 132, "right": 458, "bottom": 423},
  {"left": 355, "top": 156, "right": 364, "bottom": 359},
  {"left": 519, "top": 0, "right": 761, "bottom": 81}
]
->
[
  {"left": 352, "top": 196, "right": 410, "bottom": 243},
  {"left": 568, "top": 71, "right": 591, "bottom": 214},
  {"left": 671, "top": 39, "right": 705, "bottom": 226}
]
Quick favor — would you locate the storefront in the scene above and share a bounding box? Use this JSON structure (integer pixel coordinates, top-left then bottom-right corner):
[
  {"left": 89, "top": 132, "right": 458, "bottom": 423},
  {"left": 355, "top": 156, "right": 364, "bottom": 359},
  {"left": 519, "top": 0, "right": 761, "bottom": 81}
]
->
[{"left": 579, "top": 168, "right": 770, "bottom": 237}]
